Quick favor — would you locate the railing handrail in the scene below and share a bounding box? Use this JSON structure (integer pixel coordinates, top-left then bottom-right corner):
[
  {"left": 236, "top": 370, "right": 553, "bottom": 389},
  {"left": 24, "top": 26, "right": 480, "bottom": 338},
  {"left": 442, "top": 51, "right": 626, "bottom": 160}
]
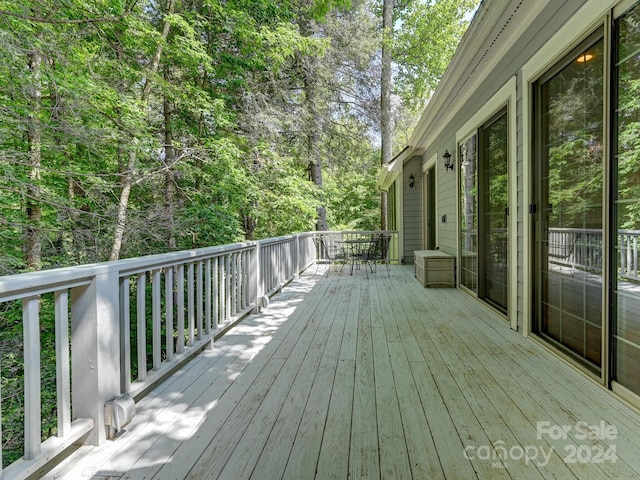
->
[{"left": 0, "top": 240, "right": 259, "bottom": 301}]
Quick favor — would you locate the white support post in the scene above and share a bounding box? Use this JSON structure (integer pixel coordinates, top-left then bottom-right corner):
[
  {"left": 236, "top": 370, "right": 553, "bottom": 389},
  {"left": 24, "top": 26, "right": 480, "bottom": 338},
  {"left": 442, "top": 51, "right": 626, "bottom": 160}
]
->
[{"left": 70, "top": 269, "right": 120, "bottom": 445}]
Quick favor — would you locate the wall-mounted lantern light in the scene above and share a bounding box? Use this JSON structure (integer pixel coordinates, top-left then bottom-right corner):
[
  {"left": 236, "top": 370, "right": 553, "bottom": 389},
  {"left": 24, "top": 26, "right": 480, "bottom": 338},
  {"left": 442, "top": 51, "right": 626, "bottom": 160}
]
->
[
  {"left": 409, "top": 174, "right": 415, "bottom": 188},
  {"left": 443, "top": 150, "right": 454, "bottom": 171}
]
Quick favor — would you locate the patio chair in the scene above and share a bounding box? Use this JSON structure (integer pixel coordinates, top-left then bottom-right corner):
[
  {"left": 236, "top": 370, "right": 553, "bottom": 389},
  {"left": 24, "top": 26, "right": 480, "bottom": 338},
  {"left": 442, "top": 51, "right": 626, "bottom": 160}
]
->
[
  {"left": 367, "top": 234, "right": 392, "bottom": 276},
  {"left": 317, "top": 234, "right": 346, "bottom": 276}
]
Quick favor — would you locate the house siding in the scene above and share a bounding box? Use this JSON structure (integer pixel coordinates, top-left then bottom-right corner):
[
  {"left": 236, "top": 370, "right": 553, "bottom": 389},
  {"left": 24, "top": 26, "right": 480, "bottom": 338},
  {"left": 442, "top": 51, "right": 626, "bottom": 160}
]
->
[{"left": 403, "top": 156, "right": 423, "bottom": 264}]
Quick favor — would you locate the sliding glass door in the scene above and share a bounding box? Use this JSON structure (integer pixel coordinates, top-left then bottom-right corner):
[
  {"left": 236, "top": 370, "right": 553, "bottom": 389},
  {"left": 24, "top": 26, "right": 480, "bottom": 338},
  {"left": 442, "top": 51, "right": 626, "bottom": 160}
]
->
[
  {"left": 459, "top": 109, "right": 509, "bottom": 314},
  {"left": 533, "top": 31, "right": 604, "bottom": 371},
  {"left": 613, "top": 2, "right": 640, "bottom": 396},
  {"left": 479, "top": 110, "right": 509, "bottom": 311}
]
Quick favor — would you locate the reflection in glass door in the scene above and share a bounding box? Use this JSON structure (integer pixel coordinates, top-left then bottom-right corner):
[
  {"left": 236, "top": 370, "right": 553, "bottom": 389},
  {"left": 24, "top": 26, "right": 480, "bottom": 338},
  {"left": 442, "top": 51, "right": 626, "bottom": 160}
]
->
[
  {"left": 459, "top": 109, "right": 509, "bottom": 313},
  {"left": 479, "top": 110, "right": 508, "bottom": 311},
  {"left": 613, "top": 3, "right": 640, "bottom": 396},
  {"left": 534, "top": 32, "right": 604, "bottom": 371},
  {"left": 460, "top": 135, "right": 478, "bottom": 293}
]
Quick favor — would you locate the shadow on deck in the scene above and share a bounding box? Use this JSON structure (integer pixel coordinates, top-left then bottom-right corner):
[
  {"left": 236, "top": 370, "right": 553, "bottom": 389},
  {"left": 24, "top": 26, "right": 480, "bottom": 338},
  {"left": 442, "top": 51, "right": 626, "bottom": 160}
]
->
[{"left": 45, "top": 265, "right": 640, "bottom": 479}]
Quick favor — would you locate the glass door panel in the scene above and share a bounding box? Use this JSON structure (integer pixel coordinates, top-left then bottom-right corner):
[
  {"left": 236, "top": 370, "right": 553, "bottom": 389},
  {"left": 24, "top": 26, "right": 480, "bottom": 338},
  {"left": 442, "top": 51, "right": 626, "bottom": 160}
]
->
[
  {"left": 534, "top": 33, "right": 604, "bottom": 370},
  {"left": 613, "top": 3, "right": 640, "bottom": 395},
  {"left": 460, "top": 135, "right": 478, "bottom": 293},
  {"left": 479, "top": 110, "right": 508, "bottom": 311}
]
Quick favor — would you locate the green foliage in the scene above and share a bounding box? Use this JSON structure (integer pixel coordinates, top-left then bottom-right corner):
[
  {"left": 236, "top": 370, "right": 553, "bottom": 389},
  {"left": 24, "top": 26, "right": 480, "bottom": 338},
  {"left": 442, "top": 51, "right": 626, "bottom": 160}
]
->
[{"left": 393, "top": 0, "right": 478, "bottom": 111}]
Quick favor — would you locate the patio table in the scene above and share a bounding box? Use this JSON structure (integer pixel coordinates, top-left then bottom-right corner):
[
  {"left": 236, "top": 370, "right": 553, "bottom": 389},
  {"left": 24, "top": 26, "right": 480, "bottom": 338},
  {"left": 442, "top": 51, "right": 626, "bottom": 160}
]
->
[{"left": 339, "top": 238, "right": 375, "bottom": 276}]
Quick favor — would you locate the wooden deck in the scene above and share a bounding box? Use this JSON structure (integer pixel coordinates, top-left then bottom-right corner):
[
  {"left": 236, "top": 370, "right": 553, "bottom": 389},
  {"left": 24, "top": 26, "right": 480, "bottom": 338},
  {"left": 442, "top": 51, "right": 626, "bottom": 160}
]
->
[{"left": 45, "top": 265, "right": 640, "bottom": 479}]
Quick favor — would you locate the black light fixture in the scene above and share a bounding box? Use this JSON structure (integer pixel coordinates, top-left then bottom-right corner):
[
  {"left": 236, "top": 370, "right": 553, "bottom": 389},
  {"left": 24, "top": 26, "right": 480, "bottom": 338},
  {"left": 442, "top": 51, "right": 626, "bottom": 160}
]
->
[
  {"left": 409, "top": 174, "right": 415, "bottom": 188},
  {"left": 443, "top": 150, "right": 453, "bottom": 171}
]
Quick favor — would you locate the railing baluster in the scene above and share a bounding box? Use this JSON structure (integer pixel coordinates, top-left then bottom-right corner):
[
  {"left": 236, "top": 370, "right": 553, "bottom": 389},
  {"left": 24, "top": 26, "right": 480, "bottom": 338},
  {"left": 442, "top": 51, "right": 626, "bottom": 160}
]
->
[
  {"left": 55, "top": 291, "right": 71, "bottom": 438},
  {"left": 627, "top": 235, "right": 632, "bottom": 277},
  {"left": 120, "top": 277, "right": 131, "bottom": 393},
  {"left": 233, "top": 254, "right": 238, "bottom": 314},
  {"left": 152, "top": 269, "right": 161, "bottom": 371},
  {"left": 620, "top": 234, "right": 626, "bottom": 274},
  {"left": 235, "top": 253, "right": 240, "bottom": 315},
  {"left": 137, "top": 274, "right": 146, "bottom": 381},
  {"left": 219, "top": 256, "right": 225, "bottom": 325},
  {"left": 634, "top": 236, "right": 638, "bottom": 277},
  {"left": 243, "top": 250, "right": 249, "bottom": 308},
  {"left": 187, "top": 262, "right": 195, "bottom": 346},
  {"left": 205, "top": 258, "right": 212, "bottom": 333},
  {"left": 176, "top": 264, "right": 185, "bottom": 354},
  {"left": 213, "top": 256, "right": 219, "bottom": 329},
  {"left": 225, "top": 254, "right": 231, "bottom": 322},
  {"left": 196, "top": 261, "right": 203, "bottom": 341},
  {"left": 23, "top": 296, "right": 41, "bottom": 460},
  {"left": 165, "top": 267, "right": 174, "bottom": 362}
]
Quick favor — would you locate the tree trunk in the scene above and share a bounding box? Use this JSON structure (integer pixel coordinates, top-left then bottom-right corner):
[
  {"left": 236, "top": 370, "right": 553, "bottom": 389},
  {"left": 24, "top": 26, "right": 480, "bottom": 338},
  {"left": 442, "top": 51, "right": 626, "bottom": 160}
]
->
[
  {"left": 25, "top": 48, "right": 43, "bottom": 270},
  {"left": 110, "top": 150, "right": 135, "bottom": 261},
  {"left": 304, "top": 74, "right": 327, "bottom": 231},
  {"left": 164, "top": 67, "right": 176, "bottom": 251},
  {"left": 109, "top": 0, "right": 174, "bottom": 260},
  {"left": 300, "top": 19, "right": 327, "bottom": 232},
  {"left": 380, "top": 0, "right": 394, "bottom": 231}
]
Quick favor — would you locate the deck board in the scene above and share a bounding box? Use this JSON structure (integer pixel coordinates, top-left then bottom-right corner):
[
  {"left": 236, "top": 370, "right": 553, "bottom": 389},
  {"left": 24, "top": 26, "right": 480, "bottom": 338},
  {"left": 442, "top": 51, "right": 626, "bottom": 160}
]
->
[{"left": 45, "top": 265, "right": 640, "bottom": 480}]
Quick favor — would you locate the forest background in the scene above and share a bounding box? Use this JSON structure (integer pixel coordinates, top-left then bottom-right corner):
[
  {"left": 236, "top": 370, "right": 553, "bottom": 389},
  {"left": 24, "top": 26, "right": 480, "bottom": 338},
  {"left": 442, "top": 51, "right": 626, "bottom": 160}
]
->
[
  {"left": 0, "top": 0, "right": 476, "bottom": 465},
  {"left": 0, "top": 0, "right": 476, "bottom": 274}
]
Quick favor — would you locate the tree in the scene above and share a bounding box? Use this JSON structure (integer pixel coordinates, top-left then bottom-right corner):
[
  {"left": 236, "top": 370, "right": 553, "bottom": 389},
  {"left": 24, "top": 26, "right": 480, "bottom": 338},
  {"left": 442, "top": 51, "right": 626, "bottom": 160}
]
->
[
  {"left": 393, "top": 0, "right": 478, "bottom": 112},
  {"left": 376, "top": 0, "right": 477, "bottom": 229}
]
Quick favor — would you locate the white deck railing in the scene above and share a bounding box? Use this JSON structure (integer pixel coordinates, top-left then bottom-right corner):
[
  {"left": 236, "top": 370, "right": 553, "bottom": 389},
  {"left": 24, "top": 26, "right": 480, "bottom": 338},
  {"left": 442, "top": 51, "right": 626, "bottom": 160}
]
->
[{"left": 0, "top": 232, "right": 318, "bottom": 480}]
